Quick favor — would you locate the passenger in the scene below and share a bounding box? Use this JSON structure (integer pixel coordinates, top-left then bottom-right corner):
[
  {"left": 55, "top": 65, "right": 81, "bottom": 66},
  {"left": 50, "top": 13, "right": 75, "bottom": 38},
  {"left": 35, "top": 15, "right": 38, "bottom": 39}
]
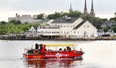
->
[
  {"left": 35, "top": 43, "right": 39, "bottom": 49},
  {"left": 64, "top": 48, "right": 67, "bottom": 52},
  {"left": 49, "top": 49, "right": 52, "bottom": 52},
  {"left": 67, "top": 46, "right": 71, "bottom": 51},
  {"left": 48, "top": 49, "right": 50, "bottom": 52},
  {"left": 59, "top": 48, "right": 62, "bottom": 50},
  {"left": 59, "top": 48, "right": 62, "bottom": 52},
  {"left": 80, "top": 48, "right": 82, "bottom": 51},
  {"left": 40, "top": 44, "right": 43, "bottom": 52}
]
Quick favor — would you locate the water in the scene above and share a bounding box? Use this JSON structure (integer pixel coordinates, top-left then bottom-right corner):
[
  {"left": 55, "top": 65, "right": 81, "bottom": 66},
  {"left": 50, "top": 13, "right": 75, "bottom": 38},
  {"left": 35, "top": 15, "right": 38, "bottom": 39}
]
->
[{"left": 0, "top": 40, "right": 116, "bottom": 68}]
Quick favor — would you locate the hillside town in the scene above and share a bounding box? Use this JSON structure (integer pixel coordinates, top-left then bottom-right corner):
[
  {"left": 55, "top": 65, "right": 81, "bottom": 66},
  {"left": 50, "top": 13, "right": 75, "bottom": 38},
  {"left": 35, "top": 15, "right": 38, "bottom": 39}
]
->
[{"left": 0, "top": 0, "right": 116, "bottom": 40}]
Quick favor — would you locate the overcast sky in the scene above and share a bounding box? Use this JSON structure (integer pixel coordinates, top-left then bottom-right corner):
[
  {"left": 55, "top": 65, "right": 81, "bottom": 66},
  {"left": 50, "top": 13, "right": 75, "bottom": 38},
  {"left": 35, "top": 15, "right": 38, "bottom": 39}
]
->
[{"left": 0, "top": 0, "right": 116, "bottom": 21}]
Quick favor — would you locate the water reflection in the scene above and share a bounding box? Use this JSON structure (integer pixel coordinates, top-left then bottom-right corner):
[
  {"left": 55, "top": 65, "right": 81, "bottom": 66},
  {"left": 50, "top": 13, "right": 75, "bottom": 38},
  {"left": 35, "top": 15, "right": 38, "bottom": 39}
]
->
[{"left": 24, "top": 59, "right": 82, "bottom": 68}]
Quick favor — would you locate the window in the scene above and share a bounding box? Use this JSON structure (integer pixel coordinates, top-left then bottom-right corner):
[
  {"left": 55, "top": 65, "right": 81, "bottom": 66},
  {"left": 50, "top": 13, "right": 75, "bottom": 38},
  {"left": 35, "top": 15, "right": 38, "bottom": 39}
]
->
[
  {"left": 38, "top": 32, "right": 40, "bottom": 33},
  {"left": 87, "top": 25, "right": 89, "bottom": 28},
  {"left": 41, "top": 31, "right": 43, "bottom": 33}
]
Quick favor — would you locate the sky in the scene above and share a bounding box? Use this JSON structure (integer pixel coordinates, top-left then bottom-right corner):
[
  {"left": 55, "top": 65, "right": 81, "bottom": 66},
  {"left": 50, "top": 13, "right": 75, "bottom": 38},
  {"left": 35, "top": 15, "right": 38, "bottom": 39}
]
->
[{"left": 0, "top": 0, "right": 116, "bottom": 21}]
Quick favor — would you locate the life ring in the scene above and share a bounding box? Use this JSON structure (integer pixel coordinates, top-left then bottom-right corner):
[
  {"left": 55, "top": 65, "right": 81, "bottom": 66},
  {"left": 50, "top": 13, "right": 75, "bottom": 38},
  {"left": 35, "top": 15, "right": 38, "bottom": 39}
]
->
[{"left": 34, "top": 49, "right": 38, "bottom": 54}]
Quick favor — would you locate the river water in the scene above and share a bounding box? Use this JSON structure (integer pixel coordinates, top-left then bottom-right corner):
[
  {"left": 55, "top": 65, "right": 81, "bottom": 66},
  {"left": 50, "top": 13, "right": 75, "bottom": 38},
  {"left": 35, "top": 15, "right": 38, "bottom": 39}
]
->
[{"left": 0, "top": 40, "right": 116, "bottom": 68}]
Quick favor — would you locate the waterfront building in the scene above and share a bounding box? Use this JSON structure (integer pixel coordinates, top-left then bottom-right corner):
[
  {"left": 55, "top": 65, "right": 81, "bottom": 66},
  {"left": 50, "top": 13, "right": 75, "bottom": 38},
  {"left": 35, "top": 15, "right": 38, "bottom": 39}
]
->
[
  {"left": 25, "top": 26, "right": 38, "bottom": 37},
  {"left": 51, "top": 17, "right": 98, "bottom": 38},
  {"left": 25, "top": 17, "right": 98, "bottom": 38},
  {"left": 99, "top": 21, "right": 115, "bottom": 36}
]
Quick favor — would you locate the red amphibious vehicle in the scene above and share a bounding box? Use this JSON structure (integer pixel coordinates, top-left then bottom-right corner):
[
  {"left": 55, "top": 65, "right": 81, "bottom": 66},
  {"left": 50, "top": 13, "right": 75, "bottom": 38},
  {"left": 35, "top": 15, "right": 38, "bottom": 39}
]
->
[{"left": 23, "top": 44, "right": 84, "bottom": 60}]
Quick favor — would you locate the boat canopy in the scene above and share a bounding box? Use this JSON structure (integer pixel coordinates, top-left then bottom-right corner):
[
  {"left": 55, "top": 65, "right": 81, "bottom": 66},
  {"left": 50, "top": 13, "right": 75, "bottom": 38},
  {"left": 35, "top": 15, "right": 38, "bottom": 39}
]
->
[{"left": 44, "top": 44, "right": 75, "bottom": 47}]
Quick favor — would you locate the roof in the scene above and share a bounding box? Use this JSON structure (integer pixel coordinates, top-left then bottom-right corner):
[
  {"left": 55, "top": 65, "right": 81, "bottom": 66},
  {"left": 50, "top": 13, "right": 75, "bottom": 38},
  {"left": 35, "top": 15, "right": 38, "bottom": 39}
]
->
[
  {"left": 101, "top": 21, "right": 112, "bottom": 27},
  {"left": 73, "top": 20, "right": 86, "bottom": 29},
  {"left": 45, "top": 44, "right": 75, "bottom": 47},
  {"left": 51, "top": 17, "right": 79, "bottom": 23}
]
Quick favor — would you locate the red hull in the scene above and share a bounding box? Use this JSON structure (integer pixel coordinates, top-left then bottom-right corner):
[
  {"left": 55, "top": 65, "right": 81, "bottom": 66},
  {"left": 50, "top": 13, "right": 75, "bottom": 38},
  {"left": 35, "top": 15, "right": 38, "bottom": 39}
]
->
[{"left": 23, "top": 50, "right": 84, "bottom": 60}]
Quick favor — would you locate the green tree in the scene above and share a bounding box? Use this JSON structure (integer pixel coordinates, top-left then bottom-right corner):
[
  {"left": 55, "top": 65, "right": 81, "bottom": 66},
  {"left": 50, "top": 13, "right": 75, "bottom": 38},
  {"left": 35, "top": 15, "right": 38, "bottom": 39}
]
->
[
  {"left": 47, "top": 12, "right": 61, "bottom": 19},
  {"left": 67, "top": 11, "right": 82, "bottom": 17},
  {"left": 37, "top": 13, "right": 44, "bottom": 19},
  {"left": 103, "top": 27, "right": 110, "bottom": 32},
  {"left": 9, "top": 20, "right": 17, "bottom": 24},
  {"left": 47, "top": 11, "right": 82, "bottom": 19},
  {"left": 114, "top": 12, "right": 116, "bottom": 17},
  {"left": 16, "top": 20, "right": 22, "bottom": 24},
  {"left": 110, "top": 17, "right": 116, "bottom": 22},
  {"left": 0, "top": 21, "right": 7, "bottom": 24},
  {"left": 113, "top": 26, "right": 116, "bottom": 33}
]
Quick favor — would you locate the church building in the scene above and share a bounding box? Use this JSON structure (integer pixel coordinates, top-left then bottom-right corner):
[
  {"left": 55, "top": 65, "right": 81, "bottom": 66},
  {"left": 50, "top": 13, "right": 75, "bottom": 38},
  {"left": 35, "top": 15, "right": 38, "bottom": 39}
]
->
[{"left": 83, "top": 0, "right": 95, "bottom": 17}]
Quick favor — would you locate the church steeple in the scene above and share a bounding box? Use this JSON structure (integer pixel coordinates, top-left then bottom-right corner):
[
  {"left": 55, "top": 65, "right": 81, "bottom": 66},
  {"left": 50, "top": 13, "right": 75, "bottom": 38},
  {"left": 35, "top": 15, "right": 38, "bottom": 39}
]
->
[
  {"left": 90, "top": 0, "right": 95, "bottom": 17},
  {"left": 69, "top": 3, "right": 73, "bottom": 12},
  {"left": 91, "top": 0, "right": 94, "bottom": 11},
  {"left": 84, "top": 0, "right": 88, "bottom": 15},
  {"left": 84, "top": 0, "right": 87, "bottom": 10}
]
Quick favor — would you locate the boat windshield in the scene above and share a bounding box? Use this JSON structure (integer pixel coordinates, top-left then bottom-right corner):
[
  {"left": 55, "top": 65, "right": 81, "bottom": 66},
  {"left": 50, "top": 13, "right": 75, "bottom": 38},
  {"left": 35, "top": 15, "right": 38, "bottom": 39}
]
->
[
  {"left": 44, "top": 44, "right": 77, "bottom": 50},
  {"left": 45, "top": 44, "right": 75, "bottom": 47}
]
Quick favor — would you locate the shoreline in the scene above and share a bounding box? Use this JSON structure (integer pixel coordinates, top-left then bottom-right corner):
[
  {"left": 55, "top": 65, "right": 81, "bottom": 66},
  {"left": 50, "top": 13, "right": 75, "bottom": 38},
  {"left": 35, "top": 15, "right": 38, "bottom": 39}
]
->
[{"left": 0, "top": 35, "right": 116, "bottom": 40}]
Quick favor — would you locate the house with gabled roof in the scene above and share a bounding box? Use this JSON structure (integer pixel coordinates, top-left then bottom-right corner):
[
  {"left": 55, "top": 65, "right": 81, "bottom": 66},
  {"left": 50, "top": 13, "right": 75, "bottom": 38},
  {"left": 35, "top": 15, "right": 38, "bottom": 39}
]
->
[
  {"left": 25, "top": 26, "right": 38, "bottom": 37},
  {"left": 51, "top": 17, "right": 98, "bottom": 38}
]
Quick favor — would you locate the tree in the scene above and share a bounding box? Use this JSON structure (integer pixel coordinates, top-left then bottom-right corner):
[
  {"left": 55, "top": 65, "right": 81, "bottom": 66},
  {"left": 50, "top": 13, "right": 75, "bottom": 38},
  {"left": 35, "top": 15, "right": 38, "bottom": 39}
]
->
[
  {"left": 47, "top": 11, "right": 82, "bottom": 19},
  {"left": 103, "top": 27, "right": 110, "bottom": 32},
  {"left": 16, "top": 20, "right": 22, "bottom": 24},
  {"left": 9, "top": 20, "right": 17, "bottom": 24},
  {"left": 114, "top": 12, "right": 116, "bottom": 17},
  {"left": 110, "top": 17, "right": 116, "bottom": 22},
  {"left": 37, "top": 13, "right": 44, "bottom": 19},
  {"left": 0, "top": 21, "right": 7, "bottom": 24},
  {"left": 9, "top": 20, "right": 22, "bottom": 24},
  {"left": 112, "top": 26, "right": 116, "bottom": 33},
  {"left": 0, "top": 29, "right": 7, "bottom": 35},
  {"left": 47, "top": 12, "right": 61, "bottom": 19},
  {"left": 67, "top": 11, "right": 82, "bottom": 17}
]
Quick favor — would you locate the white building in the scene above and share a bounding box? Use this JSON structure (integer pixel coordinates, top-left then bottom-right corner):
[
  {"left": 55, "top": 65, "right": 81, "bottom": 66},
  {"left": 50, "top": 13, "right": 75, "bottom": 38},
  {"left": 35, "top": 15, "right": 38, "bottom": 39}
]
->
[
  {"left": 51, "top": 17, "right": 98, "bottom": 38},
  {"left": 8, "top": 13, "right": 42, "bottom": 24},
  {"left": 25, "top": 25, "right": 60, "bottom": 37},
  {"left": 25, "top": 17, "right": 98, "bottom": 38}
]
